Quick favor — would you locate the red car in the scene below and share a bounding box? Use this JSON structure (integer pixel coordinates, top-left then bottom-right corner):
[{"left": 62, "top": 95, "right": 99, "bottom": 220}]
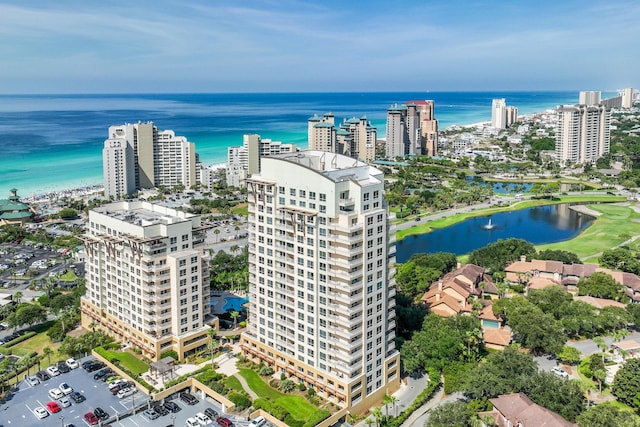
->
[
  {"left": 84, "top": 412, "right": 99, "bottom": 425},
  {"left": 46, "top": 401, "right": 61, "bottom": 413},
  {"left": 217, "top": 417, "right": 234, "bottom": 427}
]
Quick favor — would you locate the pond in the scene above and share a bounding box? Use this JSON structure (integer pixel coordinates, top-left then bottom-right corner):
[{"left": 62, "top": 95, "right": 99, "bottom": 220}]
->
[
  {"left": 466, "top": 177, "right": 533, "bottom": 194},
  {"left": 396, "top": 204, "right": 595, "bottom": 261}
]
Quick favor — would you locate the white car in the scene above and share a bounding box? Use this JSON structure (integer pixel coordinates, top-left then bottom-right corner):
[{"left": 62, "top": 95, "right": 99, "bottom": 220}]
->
[
  {"left": 65, "top": 358, "right": 79, "bottom": 369},
  {"left": 34, "top": 406, "right": 49, "bottom": 419},
  {"left": 48, "top": 387, "right": 64, "bottom": 399},
  {"left": 26, "top": 375, "right": 40, "bottom": 386},
  {"left": 59, "top": 396, "right": 72, "bottom": 408},
  {"left": 46, "top": 366, "right": 60, "bottom": 377},
  {"left": 194, "top": 412, "right": 212, "bottom": 426},
  {"left": 59, "top": 382, "right": 73, "bottom": 395},
  {"left": 117, "top": 387, "right": 137, "bottom": 399},
  {"left": 107, "top": 379, "right": 125, "bottom": 390},
  {"left": 185, "top": 418, "right": 200, "bottom": 427},
  {"left": 551, "top": 367, "right": 569, "bottom": 378}
]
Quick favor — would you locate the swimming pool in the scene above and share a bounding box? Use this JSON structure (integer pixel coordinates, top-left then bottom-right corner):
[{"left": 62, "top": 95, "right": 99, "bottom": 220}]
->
[{"left": 223, "top": 297, "right": 249, "bottom": 312}]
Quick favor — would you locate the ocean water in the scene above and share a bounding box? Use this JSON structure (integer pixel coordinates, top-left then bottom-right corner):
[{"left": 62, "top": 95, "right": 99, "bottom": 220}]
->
[{"left": 0, "top": 91, "right": 608, "bottom": 197}]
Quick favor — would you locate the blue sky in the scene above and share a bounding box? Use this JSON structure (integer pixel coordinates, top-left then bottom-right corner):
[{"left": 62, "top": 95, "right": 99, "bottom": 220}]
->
[{"left": 1, "top": 0, "right": 638, "bottom": 93}]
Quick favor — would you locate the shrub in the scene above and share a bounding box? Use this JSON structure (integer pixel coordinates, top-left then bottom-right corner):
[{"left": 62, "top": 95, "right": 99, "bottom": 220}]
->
[
  {"left": 228, "top": 392, "right": 251, "bottom": 410},
  {"left": 297, "top": 382, "right": 306, "bottom": 392},
  {"left": 307, "top": 387, "right": 315, "bottom": 397},
  {"left": 279, "top": 379, "right": 296, "bottom": 393},
  {"left": 160, "top": 350, "right": 179, "bottom": 361},
  {"left": 443, "top": 361, "right": 473, "bottom": 394},
  {"left": 253, "top": 398, "right": 289, "bottom": 421},
  {"left": 3, "top": 331, "right": 36, "bottom": 347},
  {"left": 284, "top": 415, "right": 304, "bottom": 427},
  {"left": 258, "top": 364, "right": 274, "bottom": 376}
]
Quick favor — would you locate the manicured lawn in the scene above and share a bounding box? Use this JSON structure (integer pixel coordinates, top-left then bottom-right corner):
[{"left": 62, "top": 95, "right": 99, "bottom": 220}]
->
[
  {"left": 536, "top": 204, "right": 640, "bottom": 259},
  {"left": 225, "top": 375, "right": 245, "bottom": 392},
  {"left": 238, "top": 368, "right": 319, "bottom": 420},
  {"left": 95, "top": 347, "right": 150, "bottom": 375},
  {"left": 9, "top": 329, "right": 65, "bottom": 362},
  {"left": 59, "top": 268, "right": 78, "bottom": 282},
  {"left": 231, "top": 203, "right": 249, "bottom": 216}
]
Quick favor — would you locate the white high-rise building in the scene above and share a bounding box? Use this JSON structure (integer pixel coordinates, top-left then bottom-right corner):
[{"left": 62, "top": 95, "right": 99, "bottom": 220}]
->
[
  {"left": 102, "top": 122, "right": 197, "bottom": 198},
  {"left": 556, "top": 104, "right": 610, "bottom": 164},
  {"left": 309, "top": 113, "right": 377, "bottom": 162},
  {"left": 241, "top": 151, "right": 400, "bottom": 413},
  {"left": 80, "top": 201, "right": 212, "bottom": 361},
  {"left": 491, "top": 98, "right": 507, "bottom": 129},
  {"left": 225, "top": 134, "right": 297, "bottom": 188},
  {"left": 622, "top": 87, "right": 634, "bottom": 109},
  {"left": 385, "top": 104, "right": 408, "bottom": 158},
  {"left": 579, "top": 91, "right": 602, "bottom": 106}
]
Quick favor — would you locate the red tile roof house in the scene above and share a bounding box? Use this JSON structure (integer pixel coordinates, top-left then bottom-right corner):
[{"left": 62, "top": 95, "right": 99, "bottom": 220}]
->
[
  {"left": 481, "top": 393, "right": 578, "bottom": 427},
  {"left": 504, "top": 256, "right": 640, "bottom": 301}
]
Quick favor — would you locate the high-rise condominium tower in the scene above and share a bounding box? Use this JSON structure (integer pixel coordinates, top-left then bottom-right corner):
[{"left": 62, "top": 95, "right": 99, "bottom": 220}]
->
[
  {"left": 241, "top": 151, "right": 400, "bottom": 413},
  {"left": 491, "top": 98, "right": 507, "bottom": 129},
  {"left": 385, "top": 101, "right": 438, "bottom": 158},
  {"left": 556, "top": 104, "right": 610, "bottom": 164},
  {"left": 579, "top": 91, "right": 602, "bottom": 106},
  {"left": 103, "top": 122, "right": 197, "bottom": 198},
  {"left": 308, "top": 114, "right": 377, "bottom": 162},
  {"left": 226, "top": 134, "right": 297, "bottom": 187},
  {"left": 80, "top": 201, "right": 212, "bottom": 360}
]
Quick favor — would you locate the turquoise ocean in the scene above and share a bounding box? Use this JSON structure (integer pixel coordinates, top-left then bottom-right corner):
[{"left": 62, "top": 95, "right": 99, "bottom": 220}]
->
[{"left": 0, "top": 91, "right": 612, "bottom": 197}]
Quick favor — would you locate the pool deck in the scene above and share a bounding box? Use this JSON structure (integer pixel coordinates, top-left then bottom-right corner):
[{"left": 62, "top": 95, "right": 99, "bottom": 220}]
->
[{"left": 210, "top": 290, "right": 248, "bottom": 314}]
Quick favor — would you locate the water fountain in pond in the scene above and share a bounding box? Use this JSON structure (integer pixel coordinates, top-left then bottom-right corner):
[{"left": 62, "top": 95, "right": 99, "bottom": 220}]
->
[{"left": 483, "top": 217, "right": 496, "bottom": 230}]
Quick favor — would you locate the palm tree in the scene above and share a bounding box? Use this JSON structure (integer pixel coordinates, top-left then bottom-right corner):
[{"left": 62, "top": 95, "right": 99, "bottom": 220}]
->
[
  {"left": 230, "top": 245, "right": 239, "bottom": 256},
  {"left": 593, "top": 336, "right": 608, "bottom": 363},
  {"left": 43, "top": 346, "right": 53, "bottom": 366},
  {"left": 230, "top": 311, "right": 240, "bottom": 329},
  {"left": 207, "top": 328, "right": 219, "bottom": 365},
  {"left": 593, "top": 369, "right": 606, "bottom": 394},
  {"left": 364, "top": 417, "right": 375, "bottom": 427},
  {"left": 12, "top": 291, "right": 22, "bottom": 304},
  {"left": 382, "top": 393, "right": 393, "bottom": 418},
  {"left": 388, "top": 395, "right": 399, "bottom": 417},
  {"left": 214, "top": 229, "right": 221, "bottom": 243},
  {"left": 371, "top": 407, "right": 383, "bottom": 427}
]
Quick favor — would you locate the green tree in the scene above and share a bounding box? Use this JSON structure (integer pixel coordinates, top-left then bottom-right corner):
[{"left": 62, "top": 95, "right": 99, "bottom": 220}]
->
[
  {"left": 468, "top": 238, "right": 535, "bottom": 273},
  {"left": 12, "top": 291, "right": 22, "bottom": 303},
  {"left": 578, "top": 272, "right": 627, "bottom": 302},
  {"left": 556, "top": 346, "right": 581, "bottom": 365},
  {"left": 599, "top": 248, "right": 640, "bottom": 274},
  {"left": 535, "top": 249, "right": 582, "bottom": 264},
  {"left": 523, "top": 371, "right": 586, "bottom": 422},
  {"left": 612, "top": 358, "right": 640, "bottom": 408},
  {"left": 43, "top": 346, "right": 53, "bottom": 366},
  {"left": 425, "top": 401, "right": 473, "bottom": 427},
  {"left": 7, "top": 303, "right": 47, "bottom": 329},
  {"left": 576, "top": 402, "right": 640, "bottom": 427}
]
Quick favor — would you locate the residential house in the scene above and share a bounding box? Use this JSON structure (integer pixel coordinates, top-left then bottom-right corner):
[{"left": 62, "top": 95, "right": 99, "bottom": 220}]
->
[{"left": 484, "top": 393, "right": 577, "bottom": 427}]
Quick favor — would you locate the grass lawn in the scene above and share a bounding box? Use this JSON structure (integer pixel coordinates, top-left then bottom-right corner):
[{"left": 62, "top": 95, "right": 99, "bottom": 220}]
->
[
  {"left": 225, "top": 375, "right": 245, "bottom": 392},
  {"left": 231, "top": 203, "right": 249, "bottom": 216},
  {"left": 396, "top": 195, "right": 625, "bottom": 241},
  {"left": 59, "top": 268, "right": 78, "bottom": 282},
  {"left": 95, "top": 347, "right": 149, "bottom": 375},
  {"left": 238, "top": 368, "right": 319, "bottom": 420},
  {"left": 536, "top": 203, "right": 640, "bottom": 259}
]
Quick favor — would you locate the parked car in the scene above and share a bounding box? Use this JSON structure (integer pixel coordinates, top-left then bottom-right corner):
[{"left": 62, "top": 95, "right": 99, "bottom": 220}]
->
[
  {"left": 164, "top": 401, "right": 181, "bottom": 413},
  {"left": 107, "top": 379, "right": 125, "bottom": 390},
  {"left": 142, "top": 409, "right": 160, "bottom": 420},
  {"left": 56, "top": 361, "right": 71, "bottom": 373},
  {"left": 34, "top": 406, "right": 49, "bottom": 419},
  {"left": 65, "top": 358, "right": 79, "bottom": 369},
  {"left": 46, "top": 366, "right": 60, "bottom": 377},
  {"left": 551, "top": 367, "right": 569, "bottom": 378},
  {"left": 26, "top": 375, "right": 40, "bottom": 386},
  {"left": 59, "top": 382, "right": 73, "bottom": 395},
  {"left": 48, "top": 387, "right": 64, "bottom": 399},
  {"left": 84, "top": 412, "right": 99, "bottom": 425},
  {"left": 153, "top": 403, "right": 169, "bottom": 416},
  {"left": 185, "top": 418, "right": 200, "bottom": 427},
  {"left": 46, "top": 401, "right": 61, "bottom": 413},
  {"left": 216, "top": 417, "right": 234, "bottom": 427},
  {"left": 85, "top": 362, "right": 105, "bottom": 372},
  {"left": 81, "top": 359, "right": 97, "bottom": 369},
  {"left": 117, "top": 387, "right": 137, "bottom": 399},
  {"left": 180, "top": 391, "right": 198, "bottom": 405},
  {"left": 70, "top": 391, "right": 86, "bottom": 403},
  {"left": 250, "top": 416, "right": 266, "bottom": 427},
  {"left": 59, "top": 396, "right": 72, "bottom": 408},
  {"left": 94, "top": 407, "right": 109, "bottom": 420},
  {"left": 35, "top": 370, "right": 50, "bottom": 381},
  {"left": 204, "top": 408, "right": 218, "bottom": 420},
  {"left": 195, "top": 412, "right": 212, "bottom": 426},
  {"left": 93, "top": 368, "right": 113, "bottom": 380}
]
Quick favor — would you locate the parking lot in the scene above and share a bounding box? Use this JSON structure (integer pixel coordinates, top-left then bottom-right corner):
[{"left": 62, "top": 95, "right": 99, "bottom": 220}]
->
[
  {"left": 0, "top": 356, "right": 252, "bottom": 427},
  {"left": 0, "top": 242, "right": 73, "bottom": 289}
]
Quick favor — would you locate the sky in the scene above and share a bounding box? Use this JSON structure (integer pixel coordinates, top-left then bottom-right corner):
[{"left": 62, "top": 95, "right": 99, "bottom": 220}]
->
[{"left": 1, "top": 0, "right": 639, "bottom": 94}]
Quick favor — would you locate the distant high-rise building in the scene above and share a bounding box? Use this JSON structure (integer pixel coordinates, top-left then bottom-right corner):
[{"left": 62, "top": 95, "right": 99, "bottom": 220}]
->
[
  {"left": 309, "top": 113, "right": 377, "bottom": 162},
  {"left": 491, "top": 99, "right": 507, "bottom": 129},
  {"left": 241, "top": 151, "right": 400, "bottom": 413},
  {"left": 225, "top": 134, "right": 297, "bottom": 187},
  {"left": 579, "top": 91, "right": 601, "bottom": 106},
  {"left": 385, "top": 100, "right": 438, "bottom": 158},
  {"left": 622, "top": 87, "right": 634, "bottom": 109},
  {"left": 556, "top": 104, "right": 610, "bottom": 164},
  {"left": 103, "top": 122, "right": 197, "bottom": 198},
  {"left": 80, "top": 200, "right": 212, "bottom": 361},
  {"left": 506, "top": 106, "right": 519, "bottom": 128}
]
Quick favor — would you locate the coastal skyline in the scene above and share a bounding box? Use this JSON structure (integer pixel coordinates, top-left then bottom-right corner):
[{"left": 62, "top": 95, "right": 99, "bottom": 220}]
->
[{"left": 1, "top": 0, "right": 639, "bottom": 94}]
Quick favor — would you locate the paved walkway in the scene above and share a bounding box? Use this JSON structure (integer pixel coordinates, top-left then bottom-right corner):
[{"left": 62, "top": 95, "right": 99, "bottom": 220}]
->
[{"left": 233, "top": 372, "right": 258, "bottom": 399}]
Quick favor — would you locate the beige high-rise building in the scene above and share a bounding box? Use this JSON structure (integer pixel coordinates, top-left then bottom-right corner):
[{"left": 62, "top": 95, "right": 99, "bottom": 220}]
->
[
  {"left": 241, "top": 151, "right": 400, "bottom": 414},
  {"left": 622, "top": 87, "right": 634, "bottom": 109},
  {"left": 556, "top": 104, "right": 610, "bottom": 164},
  {"left": 579, "top": 91, "right": 602, "bottom": 106},
  {"left": 506, "top": 106, "right": 519, "bottom": 128},
  {"left": 80, "top": 201, "right": 212, "bottom": 361},
  {"left": 225, "top": 134, "right": 297, "bottom": 188},
  {"left": 103, "top": 122, "right": 197, "bottom": 198},
  {"left": 491, "top": 98, "right": 507, "bottom": 129},
  {"left": 309, "top": 113, "right": 377, "bottom": 162},
  {"left": 385, "top": 100, "right": 439, "bottom": 158}
]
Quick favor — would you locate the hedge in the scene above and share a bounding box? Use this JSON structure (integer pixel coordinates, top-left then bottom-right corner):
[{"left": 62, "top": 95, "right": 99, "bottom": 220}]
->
[
  {"left": 228, "top": 392, "right": 251, "bottom": 410},
  {"left": 388, "top": 368, "right": 441, "bottom": 427},
  {"left": 2, "top": 331, "right": 37, "bottom": 347},
  {"left": 253, "top": 398, "right": 290, "bottom": 421},
  {"left": 302, "top": 409, "right": 331, "bottom": 427}
]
